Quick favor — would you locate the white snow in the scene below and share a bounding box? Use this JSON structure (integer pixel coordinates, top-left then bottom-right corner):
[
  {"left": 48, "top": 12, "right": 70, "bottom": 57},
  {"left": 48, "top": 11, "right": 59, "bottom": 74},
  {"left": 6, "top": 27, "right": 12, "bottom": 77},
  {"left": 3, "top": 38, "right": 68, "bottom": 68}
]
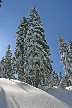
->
[
  {"left": 48, "top": 86, "right": 72, "bottom": 108},
  {"left": 66, "top": 86, "right": 72, "bottom": 91},
  {"left": 0, "top": 78, "right": 71, "bottom": 108}
]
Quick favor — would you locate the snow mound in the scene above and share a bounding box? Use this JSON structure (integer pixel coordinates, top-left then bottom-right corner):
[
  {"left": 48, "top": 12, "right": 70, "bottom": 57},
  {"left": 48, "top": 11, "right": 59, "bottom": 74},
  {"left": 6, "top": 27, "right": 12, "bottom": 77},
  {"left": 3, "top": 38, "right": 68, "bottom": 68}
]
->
[
  {"left": 0, "top": 78, "right": 71, "bottom": 108},
  {"left": 48, "top": 86, "right": 72, "bottom": 108}
]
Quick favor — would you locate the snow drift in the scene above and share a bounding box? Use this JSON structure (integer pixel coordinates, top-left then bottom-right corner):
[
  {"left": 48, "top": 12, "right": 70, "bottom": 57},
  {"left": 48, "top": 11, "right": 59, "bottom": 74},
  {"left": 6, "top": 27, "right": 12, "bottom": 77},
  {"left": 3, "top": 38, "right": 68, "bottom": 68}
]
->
[{"left": 48, "top": 86, "right": 72, "bottom": 108}]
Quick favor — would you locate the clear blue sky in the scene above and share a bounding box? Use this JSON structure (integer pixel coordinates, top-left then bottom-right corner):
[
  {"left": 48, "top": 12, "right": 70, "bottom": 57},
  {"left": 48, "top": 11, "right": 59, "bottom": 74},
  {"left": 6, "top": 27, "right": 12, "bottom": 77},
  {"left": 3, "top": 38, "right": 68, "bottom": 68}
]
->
[{"left": 0, "top": 0, "right": 72, "bottom": 76}]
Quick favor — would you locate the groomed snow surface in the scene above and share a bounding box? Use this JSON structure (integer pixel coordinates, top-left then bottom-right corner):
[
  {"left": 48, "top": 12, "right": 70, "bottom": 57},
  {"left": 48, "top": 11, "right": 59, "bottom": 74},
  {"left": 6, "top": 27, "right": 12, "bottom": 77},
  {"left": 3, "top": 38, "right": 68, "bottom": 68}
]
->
[{"left": 0, "top": 78, "right": 71, "bottom": 108}]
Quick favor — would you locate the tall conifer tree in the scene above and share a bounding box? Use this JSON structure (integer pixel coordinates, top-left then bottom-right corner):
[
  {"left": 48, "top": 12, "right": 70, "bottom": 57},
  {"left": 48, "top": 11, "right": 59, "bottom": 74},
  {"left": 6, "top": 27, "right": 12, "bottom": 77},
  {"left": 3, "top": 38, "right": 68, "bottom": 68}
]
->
[
  {"left": 24, "top": 7, "right": 53, "bottom": 87},
  {"left": 4, "top": 45, "right": 13, "bottom": 79},
  {"left": 15, "top": 17, "right": 29, "bottom": 81}
]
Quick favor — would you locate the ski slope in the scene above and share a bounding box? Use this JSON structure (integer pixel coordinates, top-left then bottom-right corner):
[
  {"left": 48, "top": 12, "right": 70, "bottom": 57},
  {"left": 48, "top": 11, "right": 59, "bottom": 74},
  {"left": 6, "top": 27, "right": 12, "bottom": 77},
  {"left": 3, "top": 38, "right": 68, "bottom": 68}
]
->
[{"left": 0, "top": 78, "right": 71, "bottom": 108}]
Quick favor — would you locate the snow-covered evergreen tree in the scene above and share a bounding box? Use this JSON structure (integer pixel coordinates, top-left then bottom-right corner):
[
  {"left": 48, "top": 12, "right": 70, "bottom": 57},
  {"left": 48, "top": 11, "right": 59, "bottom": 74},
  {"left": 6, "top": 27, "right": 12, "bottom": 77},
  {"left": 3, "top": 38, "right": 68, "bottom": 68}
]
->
[
  {"left": 53, "top": 71, "right": 59, "bottom": 86},
  {"left": 68, "top": 41, "right": 72, "bottom": 85},
  {"left": 0, "top": 61, "right": 2, "bottom": 77},
  {"left": 1, "top": 57, "right": 5, "bottom": 71},
  {"left": 58, "top": 35, "right": 68, "bottom": 74},
  {"left": 59, "top": 74, "right": 70, "bottom": 90},
  {"left": 50, "top": 71, "right": 59, "bottom": 86},
  {"left": 12, "top": 56, "right": 17, "bottom": 74},
  {"left": 15, "top": 17, "right": 29, "bottom": 81},
  {"left": 58, "top": 35, "right": 71, "bottom": 88},
  {"left": 4, "top": 45, "right": 14, "bottom": 79},
  {"left": 0, "top": 57, "right": 5, "bottom": 77},
  {"left": 0, "top": 61, "right": 1, "bottom": 72},
  {"left": 24, "top": 7, "right": 53, "bottom": 88}
]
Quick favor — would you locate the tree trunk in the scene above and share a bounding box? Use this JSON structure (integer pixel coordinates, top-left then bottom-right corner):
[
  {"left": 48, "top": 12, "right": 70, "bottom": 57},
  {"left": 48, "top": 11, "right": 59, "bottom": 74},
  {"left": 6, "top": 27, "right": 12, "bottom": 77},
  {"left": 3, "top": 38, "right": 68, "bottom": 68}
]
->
[{"left": 35, "top": 70, "right": 39, "bottom": 88}]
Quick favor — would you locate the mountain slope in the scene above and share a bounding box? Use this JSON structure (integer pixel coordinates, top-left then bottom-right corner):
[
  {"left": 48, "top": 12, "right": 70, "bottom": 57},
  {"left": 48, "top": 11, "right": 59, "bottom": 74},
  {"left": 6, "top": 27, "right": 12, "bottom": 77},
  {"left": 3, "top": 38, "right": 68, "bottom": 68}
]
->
[{"left": 0, "top": 78, "right": 71, "bottom": 108}]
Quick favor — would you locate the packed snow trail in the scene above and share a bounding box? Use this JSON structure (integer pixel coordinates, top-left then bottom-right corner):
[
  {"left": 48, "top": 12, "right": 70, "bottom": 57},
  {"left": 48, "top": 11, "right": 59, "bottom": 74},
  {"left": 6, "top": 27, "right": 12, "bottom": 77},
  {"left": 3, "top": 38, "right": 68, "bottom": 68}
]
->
[{"left": 0, "top": 78, "right": 71, "bottom": 108}]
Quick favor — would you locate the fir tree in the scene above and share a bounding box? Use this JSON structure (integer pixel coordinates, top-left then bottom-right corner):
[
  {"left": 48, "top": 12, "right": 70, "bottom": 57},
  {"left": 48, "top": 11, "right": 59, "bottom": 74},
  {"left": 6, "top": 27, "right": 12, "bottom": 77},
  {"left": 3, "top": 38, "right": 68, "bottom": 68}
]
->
[
  {"left": 12, "top": 56, "right": 17, "bottom": 74},
  {"left": 15, "top": 17, "right": 29, "bottom": 81},
  {"left": 59, "top": 74, "right": 70, "bottom": 90},
  {"left": 68, "top": 41, "right": 72, "bottom": 85},
  {"left": 24, "top": 7, "right": 53, "bottom": 88},
  {"left": 4, "top": 45, "right": 14, "bottom": 79},
  {"left": 53, "top": 71, "right": 59, "bottom": 86},
  {"left": 0, "top": 61, "right": 1, "bottom": 72},
  {"left": 0, "top": 56, "right": 5, "bottom": 77},
  {"left": 1, "top": 57, "right": 5, "bottom": 69},
  {"left": 58, "top": 34, "right": 68, "bottom": 74},
  {"left": 50, "top": 71, "right": 59, "bottom": 86},
  {"left": 58, "top": 35, "right": 71, "bottom": 88}
]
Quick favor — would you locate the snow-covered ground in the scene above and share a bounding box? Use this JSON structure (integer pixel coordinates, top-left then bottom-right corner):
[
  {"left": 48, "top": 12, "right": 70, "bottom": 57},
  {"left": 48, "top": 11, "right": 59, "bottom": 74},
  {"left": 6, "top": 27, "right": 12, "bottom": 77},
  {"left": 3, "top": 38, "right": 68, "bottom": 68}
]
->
[
  {"left": 0, "top": 78, "right": 71, "bottom": 108},
  {"left": 48, "top": 86, "right": 72, "bottom": 108}
]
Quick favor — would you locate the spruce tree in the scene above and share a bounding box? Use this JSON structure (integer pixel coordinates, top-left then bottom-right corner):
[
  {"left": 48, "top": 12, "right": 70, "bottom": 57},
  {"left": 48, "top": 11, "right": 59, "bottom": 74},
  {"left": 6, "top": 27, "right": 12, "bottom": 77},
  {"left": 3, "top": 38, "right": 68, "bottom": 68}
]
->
[
  {"left": 24, "top": 7, "right": 53, "bottom": 87},
  {"left": 4, "top": 45, "right": 14, "bottom": 79},
  {"left": 68, "top": 41, "right": 72, "bottom": 85},
  {"left": 1, "top": 57, "right": 5, "bottom": 70},
  {"left": 15, "top": 17, "right": 29, "bottom": 81},
  {"left": 0, "top": 56, "right": 5, "bottom": 77},
  {"left": 0, "top": 61, "right": 2, "bottom": 77},
  {"left": 12, "top": 56, "right": 17, "bottom": 74},
  {"left": 58, "top": 35, "right": 71, "bottom": 88},
  {"left": 58, "top": 35, "right": 68, "bottom": 74},
  {"left": 59, "top": 74, "right": 70, "bottom": 90},
  {"left": 53, "top": 71, "right": 59, "bottom": 86},
  {"left": 0, "top": 60, "right": 3, "bottom": 77},
  {"left": 0, "top": 61, "right": 2, "bottom": 72}
]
